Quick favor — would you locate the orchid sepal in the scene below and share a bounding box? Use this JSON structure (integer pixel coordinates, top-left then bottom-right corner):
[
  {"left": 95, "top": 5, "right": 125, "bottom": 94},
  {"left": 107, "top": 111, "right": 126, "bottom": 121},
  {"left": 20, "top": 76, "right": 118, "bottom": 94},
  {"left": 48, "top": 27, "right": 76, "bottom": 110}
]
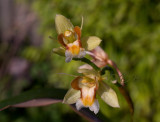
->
[
  {"left": 81, "top": 36, "right": 102, "bottom": 51},
  {"left": 52, "top": 47, "right": 65, "bottom": 56},
  {"left": 55, "top": 14, "right": 74, "bottom": 35},
  {"left": 63, "top": 88, "right": 80, "bottom": 104},
  {"left": 97, "top": 81, "right": 120, "bottom": 108}
]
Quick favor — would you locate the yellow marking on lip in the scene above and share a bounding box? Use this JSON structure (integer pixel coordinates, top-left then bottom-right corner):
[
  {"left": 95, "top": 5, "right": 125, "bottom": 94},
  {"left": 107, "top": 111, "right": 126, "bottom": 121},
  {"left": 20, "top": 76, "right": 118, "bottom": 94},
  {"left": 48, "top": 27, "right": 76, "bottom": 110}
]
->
[
  {"left": 82, "top": 96, "right": 94, "bottom": 106},
  {"left": 81, "top": 77, "right": 96, "bottom": 88},
  {"left": 69, "top": 45, "right": 80, "bottom": 55}
]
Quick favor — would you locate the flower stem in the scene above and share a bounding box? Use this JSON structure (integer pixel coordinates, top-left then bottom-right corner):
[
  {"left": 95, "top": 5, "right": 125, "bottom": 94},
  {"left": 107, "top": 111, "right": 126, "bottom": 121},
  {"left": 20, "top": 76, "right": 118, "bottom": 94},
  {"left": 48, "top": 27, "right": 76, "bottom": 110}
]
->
[
  {"left": 73, "top": 57, "right": 100, "bottom": 71},
  {"left": 100, "top": 66, "right": 114, "bottom": 76},
  {"left": 107, "top": 59, "right": 124, "bottom": 86}
]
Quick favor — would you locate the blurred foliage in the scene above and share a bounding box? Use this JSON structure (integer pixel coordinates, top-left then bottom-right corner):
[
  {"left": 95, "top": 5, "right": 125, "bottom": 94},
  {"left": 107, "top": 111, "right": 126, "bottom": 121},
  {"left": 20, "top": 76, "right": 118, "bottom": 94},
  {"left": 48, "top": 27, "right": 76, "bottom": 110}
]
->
[{"left": 0, "top": 0, "right": 160, "bottom": 121}]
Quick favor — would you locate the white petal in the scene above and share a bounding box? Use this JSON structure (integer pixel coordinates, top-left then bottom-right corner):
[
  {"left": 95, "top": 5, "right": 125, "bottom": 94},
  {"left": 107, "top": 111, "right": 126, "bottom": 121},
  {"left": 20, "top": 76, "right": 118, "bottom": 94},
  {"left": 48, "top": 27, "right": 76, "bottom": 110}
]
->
[
  {"left": 77, "top": 50, "right": 86, "bottom": 58},
  {"left": 89, "top": 99, "right": 99, "bottom": 114},
  {"left": 72, "top": 40, "right": 79, "bottom": 46},
  {"left": 63, "top": 88, "right": 80, "bottom": 104},
  {"left": 65, "top": 50, "right": 73, "bottom": 62},
  {"left": 65, "top": 56, "right": 73, "bottom": 63},
  {"left": 76, "top": 99, "right": 85, "bottom": 110},
  {"left": 78, "top": 64, "right": 93, "bottom": 70}
]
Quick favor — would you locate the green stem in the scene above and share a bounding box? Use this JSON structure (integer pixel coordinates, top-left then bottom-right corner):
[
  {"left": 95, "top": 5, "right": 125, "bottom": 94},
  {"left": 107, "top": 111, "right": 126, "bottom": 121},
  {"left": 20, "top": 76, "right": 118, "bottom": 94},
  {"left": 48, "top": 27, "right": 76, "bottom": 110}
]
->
[
  {"left": 100, "top": 66, "right": 115, "bottom": 76},
  {"left": 73, "top": 57, "right": 100, "bottom": 71},
  {"left": 100, "top": 65, "right": 122, "bottom": 86},
  {"left": 101, "top": 66, "right": 121, "bottom": 84}
]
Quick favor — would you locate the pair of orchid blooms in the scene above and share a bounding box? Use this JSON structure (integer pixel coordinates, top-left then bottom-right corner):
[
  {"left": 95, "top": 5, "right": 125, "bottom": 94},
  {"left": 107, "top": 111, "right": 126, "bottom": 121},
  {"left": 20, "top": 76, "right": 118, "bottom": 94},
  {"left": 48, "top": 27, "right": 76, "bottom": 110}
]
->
[{"left": 53, "top": 15, "right": 121, "bottom": 114}]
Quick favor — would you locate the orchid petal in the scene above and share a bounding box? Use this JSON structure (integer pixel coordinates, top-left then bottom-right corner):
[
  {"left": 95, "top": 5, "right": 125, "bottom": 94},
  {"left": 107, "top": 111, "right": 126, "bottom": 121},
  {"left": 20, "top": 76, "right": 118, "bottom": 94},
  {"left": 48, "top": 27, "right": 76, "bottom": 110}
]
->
[
  {"left": 81, "top": 36, "right": 102, "bottom": 50},
  {"left": 78, "top": 64, "right": 93, "bottom": 70},
  {"left": 65, "top": 56, "right": 73, "bottom": 63},
  {"left": 63, "top": 88, "right": 80, "bottom": 104},
  {"left": 55, "top": 14, "right": 74, "bottom": 34},
  {"left": 65, "top": 50, "right": 73, "bottom": 62},
  {"left": 58, "top": 34, "right": 67, "bottom": 47},
  {"left": 77, "top": 69, "right": 97, "bottom": 76},
  {"left": 89, "top": 99, "right": 99, "bottom": 114},
  {"left": 77, "top": 67, "right": 99, "bottom": 80},
  {"left": 71, "top": 76, "right": 82, "bottom": 90},
  {"left": 76, "top": 98, "right": 84, "bottom": 110},
  {"left": 91, "top": 46, "right": 108, "bottom": 61},
  {"left": 92, "top": 60, "right": 107, "bottom": 68},
  {"left": 90, "top": 46, "right": 108, "bottom": 67},
  {"left": 77, "top": 50, "right": 86, "bottom": 58},
  {"left": 76, "top": 98, "right": 99, "bottom": 114},
  {"left": 74, "top": 26, "right": 81, "bottom": 40},
  {"left": 97, "top": 81, "right": 120, "bottom": 108}
]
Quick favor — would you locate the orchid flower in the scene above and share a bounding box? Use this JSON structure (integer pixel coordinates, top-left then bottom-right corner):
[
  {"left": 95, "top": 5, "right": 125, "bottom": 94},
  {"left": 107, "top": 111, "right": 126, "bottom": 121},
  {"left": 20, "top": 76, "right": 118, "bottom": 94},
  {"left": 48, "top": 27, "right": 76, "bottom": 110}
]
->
[
  {"left": 63, "top": 65, "right": 120, "bottom": 114},
  {"left": 53, "top": 14, "right": 102, "bottom": 62},
  {"left": 89, "top": 46, "right": 109, "bottom": 68}
]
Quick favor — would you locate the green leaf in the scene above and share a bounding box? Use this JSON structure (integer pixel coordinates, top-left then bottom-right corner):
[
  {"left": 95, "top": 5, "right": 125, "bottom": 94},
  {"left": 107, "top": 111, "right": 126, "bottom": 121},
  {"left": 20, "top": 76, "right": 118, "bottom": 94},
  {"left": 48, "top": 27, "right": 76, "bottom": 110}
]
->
[
  {"left": 97, "top": 81, "right": 120, "bottom": 108},
  {"left": 52, "top": 47, "right": 65, "bottom": 56},
  {"left": 63, "top": 88, "right": 80, "bottom": 104},
  {"left": 55, "top": 14, "right": 74, "bottom": 34},
  {"left": 0, "top": 88, "right": 67, "bottom": 111},
  {"left": 81, "top": 36, "right": 102, "bottom": 50}
]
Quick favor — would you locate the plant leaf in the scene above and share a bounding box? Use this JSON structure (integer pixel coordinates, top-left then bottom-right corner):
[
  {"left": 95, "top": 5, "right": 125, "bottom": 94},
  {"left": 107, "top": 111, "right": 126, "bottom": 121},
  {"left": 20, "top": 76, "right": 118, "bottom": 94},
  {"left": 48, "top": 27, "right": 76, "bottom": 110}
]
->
[
  {"left": 0, "top": 88, "right": 67, "bottom": 111},
  {"left": 12, "top": 98, "right": 61, "bottom": 108},
  {"left": 55, "top": 14, "right": 74, "bottom": 34},
  {"left": 0, "top": 88, "right": 111, "bottom": 122},
  {"left": 81, "top": 36, "right": 102, "bottom": 50},
  {"left": 97, "top": 81, "right": 120, "bottom": 108}
]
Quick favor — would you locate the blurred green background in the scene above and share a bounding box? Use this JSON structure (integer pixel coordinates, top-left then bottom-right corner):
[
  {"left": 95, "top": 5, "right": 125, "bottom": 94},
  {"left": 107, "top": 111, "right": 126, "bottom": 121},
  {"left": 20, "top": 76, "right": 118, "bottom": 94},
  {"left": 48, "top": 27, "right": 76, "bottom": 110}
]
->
[{"left": 0, "top": 0, "right": 160, "bottom": 121}]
